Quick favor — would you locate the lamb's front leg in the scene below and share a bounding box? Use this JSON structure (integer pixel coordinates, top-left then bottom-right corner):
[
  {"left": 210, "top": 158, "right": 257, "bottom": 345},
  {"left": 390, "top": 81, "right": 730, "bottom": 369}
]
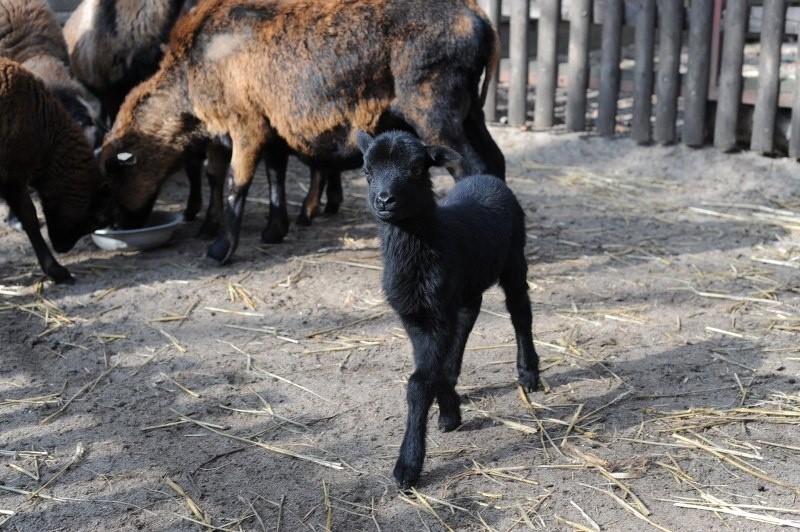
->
[
  {"left": 437, "top": 297, "right": 482, "bottom": 432},
  {"left": 394, "top": 319, "right": 448, "bottom": 489},
  {"left": 207, "top": 131, "right": 263, "bottom": 265}
]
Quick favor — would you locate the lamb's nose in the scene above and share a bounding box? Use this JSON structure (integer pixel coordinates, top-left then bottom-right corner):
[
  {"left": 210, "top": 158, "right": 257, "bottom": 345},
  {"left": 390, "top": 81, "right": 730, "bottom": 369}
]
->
[{"left": 376, "top": 192, "right": 395, "bottom": 210}]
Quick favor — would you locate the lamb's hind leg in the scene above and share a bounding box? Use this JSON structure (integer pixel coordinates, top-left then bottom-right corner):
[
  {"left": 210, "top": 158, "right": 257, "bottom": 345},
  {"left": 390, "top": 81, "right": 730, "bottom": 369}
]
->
[
  {"left": 499, "top": 253, "right": 540, "bottom": 391},
  {"left": 261, "top": 148, "right": 290, "bottom": 244},
  {"left": 5, "top": 182, "right": 72, "bottom": 283},
  {"left": 394, "top": 318, "right": 449, "bottom": 489},
  {"left": 437, "top": 296, "right": 481, "bottom": 432}
]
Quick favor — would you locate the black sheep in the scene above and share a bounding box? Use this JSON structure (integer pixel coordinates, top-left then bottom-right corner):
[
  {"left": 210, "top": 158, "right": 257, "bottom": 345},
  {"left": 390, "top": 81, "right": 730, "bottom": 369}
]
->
[{"left": 357, "top": 130, "right": 540, "bottom": 489}]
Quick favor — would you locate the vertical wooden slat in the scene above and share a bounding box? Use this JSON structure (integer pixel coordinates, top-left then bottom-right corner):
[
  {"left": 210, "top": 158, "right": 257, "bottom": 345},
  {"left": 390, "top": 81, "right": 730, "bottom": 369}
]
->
[
  {"left": 682, "top": 0, "right": 714, "bottom": 147},
  {"left": 483, "top": 0, "right": 501, "bottom": 122},
  {"left": 654, "top": 1, "right": 684, "bottom": 144},
  {"left": 714, "top": 0, "right": 748, "bottom": 151},
  {"left": 508, "top": 0, "right": 531, "bottom": 127},
  {"left": 751, "top": 0, "right": 786, "bottom": 154},
  {"left": 632, "top": 0, "right": 657, "bottom": 144},
  {"left": 790, "top": 30, "right": 800, "bottom": 157},
  {"left": 566, "top": 0, "right": 592, "bottom": 131},
  {"left": 534, "top": 0, "right": 561, "bottom": 128},
  {"left": 597, "top": 0, "right": 624, "bottom": 136}
]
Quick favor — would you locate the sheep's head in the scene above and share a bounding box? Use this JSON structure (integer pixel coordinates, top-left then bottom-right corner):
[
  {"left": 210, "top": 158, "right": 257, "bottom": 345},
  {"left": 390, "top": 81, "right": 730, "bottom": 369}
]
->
[
  {"left": 100, "top": 83, "right": 194, "bottom": 228},
  {"left": 357, "top": 130, "right": 462, "bottom": 223}
]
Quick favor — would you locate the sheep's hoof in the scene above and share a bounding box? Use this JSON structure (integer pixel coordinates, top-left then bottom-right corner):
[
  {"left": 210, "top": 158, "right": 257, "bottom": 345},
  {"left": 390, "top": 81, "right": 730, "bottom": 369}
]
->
[
  {"left": 206, "top": 239, "right": 232, "bottom": 265},
  {"left": 518, "top": 370, "right": 540, "bottom": 393},
  {"left": 261, "top": 225, "right": 287, "bottom": 244},
  {"left": 295, "top": 210, "right": 314, "bottom": 227},
  {"left": 196, "top": 219, "right": 220, "bottom": 239},
  {"left": 49, "top": 267, "right": 75, "bottom": 285},
  {"left": 393, "top": 460, "right": 421, "bottom": 490},
  {"left": 323, "top": 202, "right": 341, "bottom": 215}
]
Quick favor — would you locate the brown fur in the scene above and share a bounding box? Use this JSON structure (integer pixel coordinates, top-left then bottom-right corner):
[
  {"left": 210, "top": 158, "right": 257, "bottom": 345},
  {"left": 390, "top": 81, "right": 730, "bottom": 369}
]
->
[
  {"left": 0, "top": 58, "right": 108, "bottom": 283},
  {"left": 0, "top": 0, "right": 101, "bottom": 146},
  {"left": 102, "top": 0, "right": 503, "bottom": 263}
]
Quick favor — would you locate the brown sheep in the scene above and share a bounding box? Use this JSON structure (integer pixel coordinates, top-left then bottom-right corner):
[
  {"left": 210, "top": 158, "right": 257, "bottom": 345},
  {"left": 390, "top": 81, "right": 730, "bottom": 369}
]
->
[
  {"left": 0, "top": 0, "right": 102, "bottom": 147},
  {"left": 101, "top": 0, "right": 503, "bottom": 265},
  {"left": 0, "top": 58, "right": 109, "bottom": 283}
]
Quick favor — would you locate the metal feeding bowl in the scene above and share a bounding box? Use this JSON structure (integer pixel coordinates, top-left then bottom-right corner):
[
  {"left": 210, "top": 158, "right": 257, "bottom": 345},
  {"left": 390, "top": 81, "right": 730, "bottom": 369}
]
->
[{"left": 91, "top": 211, "right": 183, "bottom": 251}]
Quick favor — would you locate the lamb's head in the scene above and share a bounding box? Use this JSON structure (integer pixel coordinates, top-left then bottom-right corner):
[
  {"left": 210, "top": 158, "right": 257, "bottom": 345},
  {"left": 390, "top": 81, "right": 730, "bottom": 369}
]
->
[
  {"left": 356, "top": 130, "right": 462, "bottom": 223},
  {"left": 99, "top": 80, "right": 196, "bottom": 228}
]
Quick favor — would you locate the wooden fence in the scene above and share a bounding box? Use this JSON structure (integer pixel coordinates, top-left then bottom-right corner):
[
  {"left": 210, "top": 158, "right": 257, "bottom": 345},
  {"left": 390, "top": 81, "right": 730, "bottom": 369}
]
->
[{"left": 482, "top": 0, "right": 800, "bottom": 158}]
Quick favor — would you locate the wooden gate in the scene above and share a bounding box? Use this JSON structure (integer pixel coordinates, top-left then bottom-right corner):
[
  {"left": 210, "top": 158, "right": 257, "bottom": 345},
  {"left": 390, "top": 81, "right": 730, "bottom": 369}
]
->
[{"left": 482, "top": 0, "right": 800, "bottom": 157}]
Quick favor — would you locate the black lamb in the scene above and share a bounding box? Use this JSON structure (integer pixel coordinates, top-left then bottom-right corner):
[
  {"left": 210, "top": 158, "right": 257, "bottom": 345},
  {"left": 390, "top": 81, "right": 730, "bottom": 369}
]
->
[{"left": 357, "top": 130, "right": 540, "bottom": 489}]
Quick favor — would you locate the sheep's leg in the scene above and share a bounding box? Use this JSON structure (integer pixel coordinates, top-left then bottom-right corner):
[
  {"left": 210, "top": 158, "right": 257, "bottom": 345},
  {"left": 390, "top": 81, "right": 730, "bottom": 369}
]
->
[
  {"left": 261, "top": 149, "right": 290, "bottom": 243},
  {"left": 296, "top": 168, "right": 325, "bottom": 226},
  {"left": 394, "top": 318, "right": 449, "bottom": 489},
  {"left": 324, "top": 171, "right": 343, "bottom": 215},
  {"left": 437, "top": 296, "right": 482, "bottom": 432},
  {"left": 464, "top": 99, "right": 506, "bottom": 180},
  {"left": 206, "top": 134, "right": 262, "bottom": 264},
  {"left": 183, "top": 143, "right": 206, "bottom": 222},
  {"left": 198, "top": 139, "right": 231, "bottom": 239},
  {"left": 4, "top": 205, "right": 22, "bottom": 231},
  {"left": 4, "top": 183, "right": 72, "bottom": 283},
  {"left": 499, "top": 255, "right": 540, "bottom": 392}
]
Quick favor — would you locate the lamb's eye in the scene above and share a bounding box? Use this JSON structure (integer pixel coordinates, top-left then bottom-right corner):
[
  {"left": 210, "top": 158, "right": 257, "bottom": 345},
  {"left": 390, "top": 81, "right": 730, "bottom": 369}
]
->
[{"left": 364, "top": 169, "right": 372, "bottom": 183}]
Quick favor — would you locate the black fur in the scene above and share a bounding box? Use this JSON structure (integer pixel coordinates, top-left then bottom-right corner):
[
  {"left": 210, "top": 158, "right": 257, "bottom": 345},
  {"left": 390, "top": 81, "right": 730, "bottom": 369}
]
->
[{"left": 357, "top": 130, "right": 540, "bottom": 489}]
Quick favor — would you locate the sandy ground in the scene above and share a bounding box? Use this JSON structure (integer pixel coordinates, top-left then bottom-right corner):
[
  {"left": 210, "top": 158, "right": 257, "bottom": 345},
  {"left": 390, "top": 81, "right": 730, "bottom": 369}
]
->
[{"left": 1, "top": 125, "right": 800, "bottom": 531}]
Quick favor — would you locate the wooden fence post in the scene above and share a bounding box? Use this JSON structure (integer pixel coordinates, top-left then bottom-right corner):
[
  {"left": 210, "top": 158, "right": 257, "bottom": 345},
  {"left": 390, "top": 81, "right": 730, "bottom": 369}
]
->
[
  {"left": 683, "top": 0, "right": 714, "bottom": 147},
  {"left": 483, "top": 0, "right": 502, "bottom": 122},
  {"left": 566, "top": 0, "right": 592, "bottom": 131},
  {"left": 535, "top": 0, "right": 561, "bottom": 128},
  {"left": 654, "top": 1, "right": 684, "bottom": 144},
  {"left": 632, "top": 0, "right": 657, "bottom": 144},
  {"left": 714, "top": 0, "right": 748, "bottom": 152},
  {"left": 791, "top": 28, "right": 800, "bottom": 158},
  {"left": 508, "top": 0, "right": 531, "bottom": 127},
  {"left": 597, "top": 0, "right": 624, "bottom": 136},
  {"left": 751, "top": 0, "right": 786, "bottom": 154}
]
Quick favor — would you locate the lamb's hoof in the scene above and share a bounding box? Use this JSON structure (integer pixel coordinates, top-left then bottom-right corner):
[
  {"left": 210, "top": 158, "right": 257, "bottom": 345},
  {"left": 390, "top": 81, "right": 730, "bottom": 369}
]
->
[
  {"left": 518, "top": 370, "right": 540, "bottom": 393},
  {"left": 261, "top": 224, "right": 287, "bottom": 244},
  {"left": 393, "top": 460, "right": 421, "bottom": 490},
  {"left": 438, "top": 412, "right": 461, "bottom": 432}
]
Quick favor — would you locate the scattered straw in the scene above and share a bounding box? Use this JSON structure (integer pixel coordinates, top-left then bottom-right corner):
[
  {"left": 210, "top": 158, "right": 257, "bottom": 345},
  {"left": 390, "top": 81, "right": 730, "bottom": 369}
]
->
[
  {"left": 165, "top": 477, "right": 212, "bottom": 529},
  {"left": 173, "top": 410, "right": 343, "bottom": 470},
  {"left": 40, "top": 365, "right": 116, "bottom": 425}
]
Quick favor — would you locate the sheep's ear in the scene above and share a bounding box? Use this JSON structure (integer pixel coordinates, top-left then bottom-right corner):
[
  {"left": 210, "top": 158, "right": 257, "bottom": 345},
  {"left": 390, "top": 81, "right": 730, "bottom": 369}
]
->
[
  {"left": 356, "top": 131, "right": 374, "bottom": 154},
  {"left": 426, "top": 145, "right": 462, "bottom": 170}
]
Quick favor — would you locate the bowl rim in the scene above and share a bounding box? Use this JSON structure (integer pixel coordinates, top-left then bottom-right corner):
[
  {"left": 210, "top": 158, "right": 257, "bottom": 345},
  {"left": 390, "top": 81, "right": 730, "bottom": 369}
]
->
[{"left": 93, "top": 211, "right": 183, "bottom": 236}]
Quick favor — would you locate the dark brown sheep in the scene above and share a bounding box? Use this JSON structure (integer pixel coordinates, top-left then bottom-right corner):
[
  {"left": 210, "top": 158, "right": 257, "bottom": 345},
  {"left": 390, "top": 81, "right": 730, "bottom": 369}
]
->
[
  {"left": 0, "top": 58, "right": 109, "bottom": 283},
  {"left": 0, "top": 0, "right": 101, "bottom": 147},
  {"left": 101, "top": 0, "right": 504, "bottom": 265}
]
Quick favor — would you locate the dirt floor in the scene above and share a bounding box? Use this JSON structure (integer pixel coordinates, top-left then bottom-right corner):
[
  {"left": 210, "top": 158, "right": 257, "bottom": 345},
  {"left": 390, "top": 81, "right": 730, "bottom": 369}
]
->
[{"left": 1, "top": 125, "right": 800, "bottom": 531}]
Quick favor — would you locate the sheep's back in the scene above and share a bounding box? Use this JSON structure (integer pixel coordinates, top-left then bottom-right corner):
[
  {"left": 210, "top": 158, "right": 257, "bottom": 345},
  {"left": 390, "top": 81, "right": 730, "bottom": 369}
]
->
[{"left": 0, "top": 0, "right": 69, "bottom": 65}]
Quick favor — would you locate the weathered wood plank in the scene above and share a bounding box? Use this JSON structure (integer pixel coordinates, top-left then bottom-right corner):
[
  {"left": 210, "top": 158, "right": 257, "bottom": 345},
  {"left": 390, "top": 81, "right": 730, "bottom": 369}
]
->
[
  {"left": 714, "top": 0, "right": 748, "bottom": 151},
  {"left": 566, "top": 0, "right": 591, "bottom": 131},
  {"left": 508, "top": 0, "right": 531, "bottom": 127},
  {"left": 534, "top": 0, "right": 561, "bottom": 128},
  {"left": 632, "top": 0, "right": 656, "bottom": 144},
  {"left": 751, "top": 0, "right": 786, "bottom": 154},
  {"left": 597, "top": 0, "right": 623, "bottom": 136},
  {"left": 654, "top": 1, "right": 684, "bottom": 144}
]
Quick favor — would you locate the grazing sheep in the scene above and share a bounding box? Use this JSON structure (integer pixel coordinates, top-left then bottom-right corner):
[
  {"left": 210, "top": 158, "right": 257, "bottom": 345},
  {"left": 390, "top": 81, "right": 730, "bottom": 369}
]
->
[
  {"left": 0, "top": 0, "right": 101, "bottom": 147},
  {"left": 100, "top": 0, "right": 504, "bottom": 264},
  {"left": 357, "top": 130, "right": 539, "bottom": 489},
  {"left": 0, "top": 58, "right": 109, "bottom": 283}
]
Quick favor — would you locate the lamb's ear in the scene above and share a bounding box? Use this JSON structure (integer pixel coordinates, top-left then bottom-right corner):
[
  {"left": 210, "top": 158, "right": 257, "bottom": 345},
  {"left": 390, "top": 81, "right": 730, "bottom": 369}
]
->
[
  {"left": 356, "top": 131, "right": 374, "bottom": 154},
  {"left": 426, "top": 145, "right": 463, "bottom": 170}
]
